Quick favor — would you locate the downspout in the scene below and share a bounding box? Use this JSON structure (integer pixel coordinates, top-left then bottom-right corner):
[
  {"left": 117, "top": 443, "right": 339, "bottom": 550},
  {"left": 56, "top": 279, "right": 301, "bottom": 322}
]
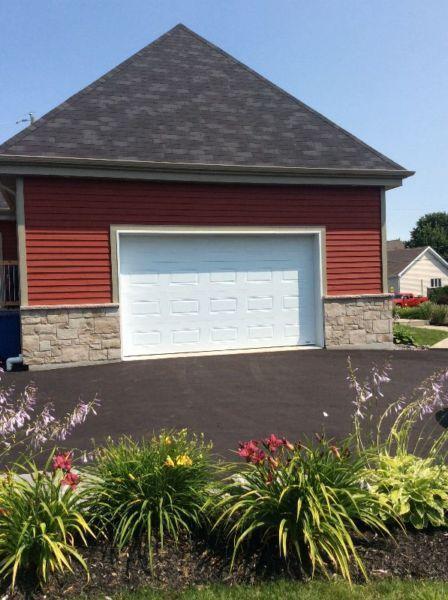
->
[{"left": 6, "top": 353, "right": 23, "bottom": 371}]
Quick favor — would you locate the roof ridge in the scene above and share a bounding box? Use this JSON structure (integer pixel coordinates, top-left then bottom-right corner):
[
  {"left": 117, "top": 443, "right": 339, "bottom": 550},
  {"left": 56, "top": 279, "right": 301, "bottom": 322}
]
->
[
  {"left": 0, "top": 24, "right": 184, "bottom": 153},
  {"left": 176, "top": 24, "right": 405, "bottom": 171}
]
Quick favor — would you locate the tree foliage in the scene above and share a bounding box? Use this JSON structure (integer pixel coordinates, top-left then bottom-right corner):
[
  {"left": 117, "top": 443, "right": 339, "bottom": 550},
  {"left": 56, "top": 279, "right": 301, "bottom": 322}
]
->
[{"left": 406, "top": 212, "right": 448, "bottom": 260}]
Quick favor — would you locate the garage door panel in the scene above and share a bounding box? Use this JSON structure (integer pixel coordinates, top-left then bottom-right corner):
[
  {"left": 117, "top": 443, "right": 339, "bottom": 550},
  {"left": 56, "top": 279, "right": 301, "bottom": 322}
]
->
[{"left": 119, "top": 234, "right": 319, "bottom": 356}]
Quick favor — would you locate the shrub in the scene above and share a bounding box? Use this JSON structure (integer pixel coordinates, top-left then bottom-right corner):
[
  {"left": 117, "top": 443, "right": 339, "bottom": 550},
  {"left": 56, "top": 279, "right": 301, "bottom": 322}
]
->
[
  {"left": 364, "top": 453, "right": 448, "bottom": 529},
  {"left": 214, "top": 435, "right": 393, "bottom": 581},
  {"left": 430, "top": 285, "right": 448, "bottom": 305},
  {"left": 394, "top": 305, "right": 425, "bottom": 320},
  {"left": 393, "top": 324, "right": 415, "bottom": 346},
  {"left": 418, "top": 301, "right": 435, "bottom": 320},
  {"left": 0, "top": 455, "right": 92, "bottom": 588},
  {"left": 429, "top": 303, "right": 448, "bottom": 325},
  {"left": 84, "top": 430, "right": 214, "bottom": 567}
]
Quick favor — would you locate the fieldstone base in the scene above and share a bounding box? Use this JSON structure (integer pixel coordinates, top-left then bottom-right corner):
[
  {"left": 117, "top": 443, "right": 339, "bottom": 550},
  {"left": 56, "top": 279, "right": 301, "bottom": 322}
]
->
[
  {"left": 323, "top": 294, "right": 393, "bottom": 348},
  {"left": 21, "top": 305, "right": 120, "bottom": 367}
]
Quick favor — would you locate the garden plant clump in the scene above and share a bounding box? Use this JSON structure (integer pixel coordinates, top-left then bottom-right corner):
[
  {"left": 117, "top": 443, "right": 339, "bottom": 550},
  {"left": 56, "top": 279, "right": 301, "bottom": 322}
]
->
[
  {"left": 0, "top": 364, "right": 448, "bottom": 597},
  {"left": 83, "top": 430, "right": 215, "bottom": 569}
]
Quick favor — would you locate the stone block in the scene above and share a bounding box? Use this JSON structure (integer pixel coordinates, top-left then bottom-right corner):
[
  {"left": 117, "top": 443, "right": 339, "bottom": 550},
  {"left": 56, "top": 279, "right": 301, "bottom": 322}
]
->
[
  {"left": 373, "top": 319, "right": 390, "bottom": 334},
  {"left": 39, "top": 340, "right": 51, "bottom": 351},
  {"left": 349, "top": 329, "right": 367, "bottom": 344},
  {"left": 35, "top": 324, "right": 56, "bottom": 335},
  {"left": 324, "top": 303, "right": 345, "bottom": 318},
  {"left": 47, "top": 313, "right": 69, "bottom": 324},
  {"left": 60, "top": 345, "right": 89, "bottom": 363},
  {"left": 89, "top": 349, "right": 108, "bottom": 361},
  {"left": 56, "top": 328, "right": 79, "bottom": 340},
  {"left": 95, "top": 317, "right": 120, "bottom": 334},
  {"left": 107, "top": 348, "right": 121, "bottom": 360}
]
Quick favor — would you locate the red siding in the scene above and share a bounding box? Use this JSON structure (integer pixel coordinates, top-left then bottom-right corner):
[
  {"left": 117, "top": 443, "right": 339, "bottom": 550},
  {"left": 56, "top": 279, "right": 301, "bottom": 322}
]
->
[
  {"left": 0, "top": 220, "right": 18, "bottom": 261},
  {"left": 23, "top": 177, "right": 383, "bottom": 305}
]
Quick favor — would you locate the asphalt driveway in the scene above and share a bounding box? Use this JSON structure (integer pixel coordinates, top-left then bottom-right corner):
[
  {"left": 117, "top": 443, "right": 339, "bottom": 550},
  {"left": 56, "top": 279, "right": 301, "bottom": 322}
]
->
[{"left": 5, "top": 349, "right": 448, "bottom": 458}]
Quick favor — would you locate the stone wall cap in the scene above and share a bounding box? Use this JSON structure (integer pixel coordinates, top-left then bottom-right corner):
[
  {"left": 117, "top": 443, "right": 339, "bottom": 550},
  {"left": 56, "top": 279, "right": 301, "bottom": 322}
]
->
[
  {"left": 21, "top": 303, "right": 119, "bottom": 311},
  {"left": 324, "top": 293, "right": 393, "bottom": 301}
]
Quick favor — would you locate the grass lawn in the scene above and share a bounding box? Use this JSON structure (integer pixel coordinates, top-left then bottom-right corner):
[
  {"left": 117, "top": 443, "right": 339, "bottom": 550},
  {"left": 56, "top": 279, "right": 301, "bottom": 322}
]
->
[
  {"left": 395, "top": 324, "right": 448, "bottom": 347},
  {"left": 77, "top": 580, "right": 448, "bottom": 600}
]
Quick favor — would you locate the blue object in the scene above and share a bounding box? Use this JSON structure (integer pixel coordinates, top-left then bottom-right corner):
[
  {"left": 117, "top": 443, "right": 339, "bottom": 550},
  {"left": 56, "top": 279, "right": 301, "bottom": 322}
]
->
[{"left": 0, "top": 310, "right": 21, "bottom": 362}]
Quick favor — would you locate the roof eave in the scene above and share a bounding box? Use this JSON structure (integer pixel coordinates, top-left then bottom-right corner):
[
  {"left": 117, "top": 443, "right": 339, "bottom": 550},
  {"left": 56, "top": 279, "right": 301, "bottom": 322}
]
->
[{"left": 0, "top": 154, "right": 414, "bottom": 189}]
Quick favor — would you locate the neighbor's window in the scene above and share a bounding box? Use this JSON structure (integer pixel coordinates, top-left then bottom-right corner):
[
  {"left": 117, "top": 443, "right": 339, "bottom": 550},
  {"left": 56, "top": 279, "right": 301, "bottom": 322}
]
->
[{"left": 431, "top": 278, "right": 442, "bottom": 288}]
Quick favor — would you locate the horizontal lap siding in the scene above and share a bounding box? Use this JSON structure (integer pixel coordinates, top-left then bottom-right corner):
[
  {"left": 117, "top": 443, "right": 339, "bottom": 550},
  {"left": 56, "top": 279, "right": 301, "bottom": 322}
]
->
[
  {"left": 0, "top": 220, "right": 18, "bottom": 261},
  {"left": 24, "top": 177, "right": 382, "bottom": 305}
]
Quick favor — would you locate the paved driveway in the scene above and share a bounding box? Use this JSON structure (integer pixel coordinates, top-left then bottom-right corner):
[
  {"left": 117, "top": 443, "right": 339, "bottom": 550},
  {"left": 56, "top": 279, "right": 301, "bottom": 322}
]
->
[{"left": 6, "top": 349, "right": 448, "bottom": 458}]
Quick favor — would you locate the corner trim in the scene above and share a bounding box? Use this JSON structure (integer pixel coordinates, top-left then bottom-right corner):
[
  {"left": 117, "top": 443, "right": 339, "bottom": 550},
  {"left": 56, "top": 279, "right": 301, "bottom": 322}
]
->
[
  {"left": 16, "top": 177, "right": 28, "bottom": 305},
  {"left": 381, "top": 188, "right": 388, "bottom": 292}
]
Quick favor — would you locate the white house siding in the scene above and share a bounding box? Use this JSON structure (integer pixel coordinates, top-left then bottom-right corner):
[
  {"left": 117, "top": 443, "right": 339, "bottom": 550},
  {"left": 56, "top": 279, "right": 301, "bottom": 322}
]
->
[{"left": 399, "top": 252, "right": 448, "bottom": 295}]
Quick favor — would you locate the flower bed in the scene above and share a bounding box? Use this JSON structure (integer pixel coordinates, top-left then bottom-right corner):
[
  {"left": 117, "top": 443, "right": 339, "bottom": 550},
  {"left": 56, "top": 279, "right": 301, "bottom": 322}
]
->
[{"left": 0, "top": 363, "right": 448, "bottom": 598}]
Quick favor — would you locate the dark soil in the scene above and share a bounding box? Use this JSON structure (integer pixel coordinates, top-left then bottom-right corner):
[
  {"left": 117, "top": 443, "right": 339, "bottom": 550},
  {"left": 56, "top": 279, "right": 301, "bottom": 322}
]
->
[{"left": 4, "top": 528, "right": 448, "bottom": 599}]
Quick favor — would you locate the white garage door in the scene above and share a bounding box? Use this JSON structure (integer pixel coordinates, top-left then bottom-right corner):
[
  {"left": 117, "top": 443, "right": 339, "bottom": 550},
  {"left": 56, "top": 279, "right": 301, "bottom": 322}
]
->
[{"left": 119, "top": 234, "right": 320, "bottom": 358}]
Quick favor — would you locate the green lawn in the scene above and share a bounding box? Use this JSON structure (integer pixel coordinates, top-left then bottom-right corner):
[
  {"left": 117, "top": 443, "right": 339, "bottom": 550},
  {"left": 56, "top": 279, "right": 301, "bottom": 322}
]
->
[
  {"left": 77, "top": 580, "right": 448, "bottom": 600},
  {"left": 395, "top": 324, "right": 448, "bottom": 347}
]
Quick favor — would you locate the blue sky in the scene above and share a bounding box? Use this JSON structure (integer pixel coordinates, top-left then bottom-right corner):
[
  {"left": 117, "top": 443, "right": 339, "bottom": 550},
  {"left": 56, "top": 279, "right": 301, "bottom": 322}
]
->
[{"left": 1, "top": 0, "right": 446, "bottom": 240}]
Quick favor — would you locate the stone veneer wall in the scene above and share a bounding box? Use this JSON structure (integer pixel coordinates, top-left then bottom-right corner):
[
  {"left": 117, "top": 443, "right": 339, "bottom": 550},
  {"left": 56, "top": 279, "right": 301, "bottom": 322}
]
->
[
  {"left": 21, "top": 306, "right": 120, "bottom": 367},
  {"left": 323, "top": 294, "right": 393, "bottom": 347}
]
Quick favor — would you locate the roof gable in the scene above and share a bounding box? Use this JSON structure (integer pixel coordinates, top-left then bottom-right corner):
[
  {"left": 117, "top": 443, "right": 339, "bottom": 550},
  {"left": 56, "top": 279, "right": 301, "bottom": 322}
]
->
[
  {"left": 0, "top": 24, "right": 407, "bottom": 171},
  {"left": 388, "top": 246, "right": 448, "bottom": 278}
]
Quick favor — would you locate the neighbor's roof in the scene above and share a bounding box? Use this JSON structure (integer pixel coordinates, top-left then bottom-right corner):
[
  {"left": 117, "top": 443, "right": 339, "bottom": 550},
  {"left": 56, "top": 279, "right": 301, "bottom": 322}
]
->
[
  {"left": 0, "top": 24, "right": 410, "bottom": 174},
  {"left": 387, "top": 239, "right": 405, "bottom": 251},
  {"left": 388, "top": 246, "right": 430, "bottom": 277}
]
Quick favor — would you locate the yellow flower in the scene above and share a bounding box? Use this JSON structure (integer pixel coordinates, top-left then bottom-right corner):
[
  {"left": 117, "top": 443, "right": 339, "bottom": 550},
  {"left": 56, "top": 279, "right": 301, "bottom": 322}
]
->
[
  {"left": 164, "top": 456, "right": 175, "bottom": 467},
  {"left": 176, "top": 454, "right": 193, "bottom": 467},
  {"left": 163, "top": 436, "right": 172, "bottom": 445}
]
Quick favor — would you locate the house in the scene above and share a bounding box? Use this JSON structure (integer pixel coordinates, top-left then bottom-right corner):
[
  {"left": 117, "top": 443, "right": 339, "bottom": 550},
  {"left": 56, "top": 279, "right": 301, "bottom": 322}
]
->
[
  {"left": 0, "top": 24, "right": 413, "bottom": 368},
  {"left": 387, "top": 243, "right": 448, "bottom": 295}
]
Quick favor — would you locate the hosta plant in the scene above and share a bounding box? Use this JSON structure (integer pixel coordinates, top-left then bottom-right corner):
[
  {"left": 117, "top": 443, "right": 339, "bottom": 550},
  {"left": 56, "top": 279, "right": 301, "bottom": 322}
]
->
[
  {"left": 214, "top": 434, "right": 393, "bottom": 582},
  {"left": 365, "top": 453, "right": 448, "bottom": 529},
  {"left": 84, "top": 430, "right": 214, "bottom": 567},
  {"left": 0, "top": 454, "right": 92, "bottom": 588},
  {"left": 0, "top": 367, "right": 100, "bottom": 464}
]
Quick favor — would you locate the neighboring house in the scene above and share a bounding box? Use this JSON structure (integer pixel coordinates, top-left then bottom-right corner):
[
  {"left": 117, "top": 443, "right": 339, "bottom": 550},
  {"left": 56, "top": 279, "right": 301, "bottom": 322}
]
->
[
  {"left": 0, "top": 24, "right": 413, "bottom": 368},
  {"left": 388, "top": 245, "right": 448, "bottom": 295}
]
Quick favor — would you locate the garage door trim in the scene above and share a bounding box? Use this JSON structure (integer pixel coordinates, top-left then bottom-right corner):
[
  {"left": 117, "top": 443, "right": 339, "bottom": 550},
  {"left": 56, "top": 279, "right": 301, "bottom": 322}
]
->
[{"left": 112, "top": 226, "right": 326, "bottom": 357}]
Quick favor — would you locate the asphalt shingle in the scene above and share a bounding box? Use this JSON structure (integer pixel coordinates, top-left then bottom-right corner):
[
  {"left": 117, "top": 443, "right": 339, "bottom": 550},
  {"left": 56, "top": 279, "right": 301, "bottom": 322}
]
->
[{"left": 0, "top": 24, "right": 407, "bottom": 171}]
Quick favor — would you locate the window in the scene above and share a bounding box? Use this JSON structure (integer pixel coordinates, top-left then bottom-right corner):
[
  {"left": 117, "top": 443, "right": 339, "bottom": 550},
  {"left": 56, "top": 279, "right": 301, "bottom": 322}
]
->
[{"left": 431, "top": 278, "right": 442, "bottom": 288}]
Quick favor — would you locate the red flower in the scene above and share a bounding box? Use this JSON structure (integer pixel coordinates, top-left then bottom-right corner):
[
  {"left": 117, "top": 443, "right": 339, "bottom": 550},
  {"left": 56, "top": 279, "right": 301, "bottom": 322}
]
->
[
  {"left": 61, "top": 471, "right": 80, "bottom": 490},
  {"left": 52, "top": 452, "right": 72, "bottom": 472},
  {"left": 238, "top": 440, "right": 258, "bottom": 460},
  {"left": 250, "top": 448, "right": 265, "bottom": 465},
  {"left": 237, "top": 440, "right": 265, "bottom": 464},
  {"left": 263, "top": 434, "right": 284, "bottom": 452}
]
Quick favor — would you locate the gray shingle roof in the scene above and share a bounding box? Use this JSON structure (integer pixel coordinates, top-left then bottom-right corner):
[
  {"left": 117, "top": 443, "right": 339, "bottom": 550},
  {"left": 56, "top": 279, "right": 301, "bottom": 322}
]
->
[
  {"left": 388, "top": 247, "right": 429, "bottom": 277},
  {"left": 0, "top": 24, "right": 407, "bottom": 171}
]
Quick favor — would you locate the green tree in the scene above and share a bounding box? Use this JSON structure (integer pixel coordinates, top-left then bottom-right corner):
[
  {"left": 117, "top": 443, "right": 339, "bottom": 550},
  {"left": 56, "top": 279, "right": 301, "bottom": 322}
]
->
[{"left": 406, "top": 212, "right": 448, "bottom": 260}]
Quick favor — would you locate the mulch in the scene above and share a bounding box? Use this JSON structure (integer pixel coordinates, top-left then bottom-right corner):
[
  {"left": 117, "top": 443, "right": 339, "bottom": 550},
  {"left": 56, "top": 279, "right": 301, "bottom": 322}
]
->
[{"left": 5, "top": 528, "right": 448, "bottom": 599}]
